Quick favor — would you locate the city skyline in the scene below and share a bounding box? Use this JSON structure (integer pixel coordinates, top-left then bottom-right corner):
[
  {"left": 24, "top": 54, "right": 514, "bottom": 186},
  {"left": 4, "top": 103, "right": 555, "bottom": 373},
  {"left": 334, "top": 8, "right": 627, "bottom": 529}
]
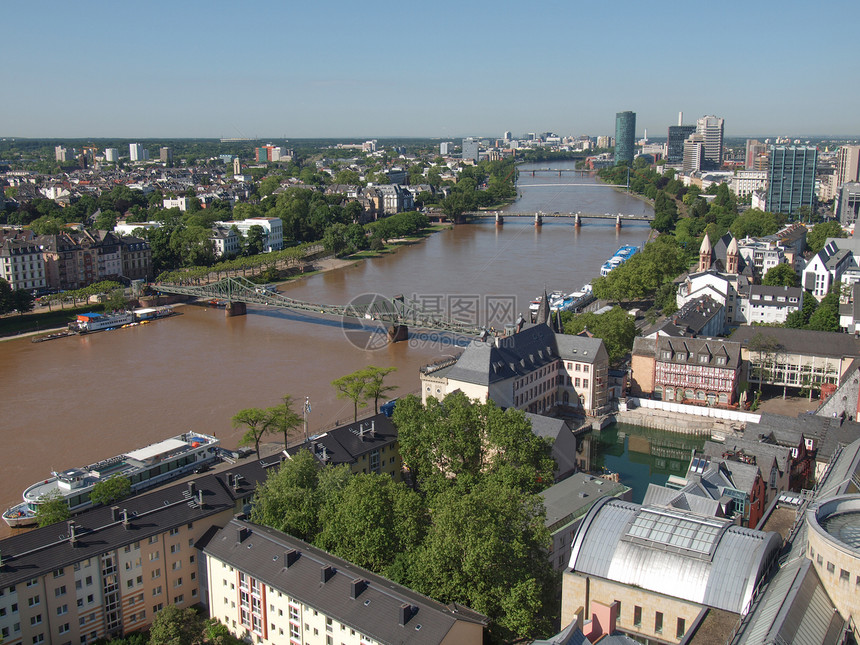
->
[{"left": 3, "top": 1, "right": 859, "bottom": 139}]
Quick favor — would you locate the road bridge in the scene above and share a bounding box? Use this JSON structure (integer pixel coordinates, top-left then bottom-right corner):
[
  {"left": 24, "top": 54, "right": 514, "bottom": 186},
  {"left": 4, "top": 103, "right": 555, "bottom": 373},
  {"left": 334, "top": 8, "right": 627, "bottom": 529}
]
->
[{"left": 155, "top": 276, "right": 486, "bottom": 342}]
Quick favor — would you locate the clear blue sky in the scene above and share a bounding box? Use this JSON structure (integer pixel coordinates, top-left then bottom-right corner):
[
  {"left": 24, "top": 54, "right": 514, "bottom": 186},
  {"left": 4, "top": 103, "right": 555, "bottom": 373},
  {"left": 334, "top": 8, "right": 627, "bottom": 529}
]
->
[{"left": 3, "top": 0, "right": 858, "bottom": 139}]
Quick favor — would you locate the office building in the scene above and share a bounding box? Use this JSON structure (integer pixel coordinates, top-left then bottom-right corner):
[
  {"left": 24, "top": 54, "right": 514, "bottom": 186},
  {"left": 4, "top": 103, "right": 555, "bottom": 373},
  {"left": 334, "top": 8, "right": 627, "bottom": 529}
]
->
[
  {"left": 836, "top": 145, "right": 860, "bottom": 186},
  {"left": 439, "top": 141, "right": 450, "bottom": 155},
  {"left": 159, "top": 147, "right": 173, "bottom": 164},
  {"left": 667, "top": 125, "right": 695, "bottom": 164},
  {"left": 461, "top": 137, "right": 479, "bottom": 162},
  {"left": 614, "top": 111, "right": 635, "bottom": 165},
  {"left": 837, "top": 182, "right": 860, "bottom": 228},
  {"left": 213, "top": 217, "right": 283, "bottom": 252},
  {"left": 730, "top": 170, "right": 768, "bottom": 199},
  {"left": 129, "top": 143, "right": 146, "bottom": 162},
  {"left": 695, "top": 115, "right": 724, "bottom": 169},
  {"left": 54, "top": 146, "right": 69, "bottom": 162},
  {"left": 596, "top": 135, "right": 613, "bottom": 149},
  {"left": 104, "top": 148, "right": 118, "bottom": 163},
  {"left": 745, "top": 139, "right": 768, "bottom": 170},
  {"left": 767, "top": 145, "right": 818, "bottom": 216},
  {"left": 682, "top": 133, "right": 705, "bottom": 174},
  {"left": 503, "top": 130, "right": 512, "bottom": 141}
]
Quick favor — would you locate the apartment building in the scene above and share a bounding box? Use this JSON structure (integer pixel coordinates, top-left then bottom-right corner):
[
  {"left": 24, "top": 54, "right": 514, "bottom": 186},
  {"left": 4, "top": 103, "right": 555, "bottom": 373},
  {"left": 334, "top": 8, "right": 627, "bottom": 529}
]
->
[
  {"left": 199, "top": 518, "right": 487, "bottom": 645},
  {"left": 0, "top": 461, "right": 267, "bottom": 645},
  {"left": 0, "top": 239, "right": 46, "bottom": 292}
]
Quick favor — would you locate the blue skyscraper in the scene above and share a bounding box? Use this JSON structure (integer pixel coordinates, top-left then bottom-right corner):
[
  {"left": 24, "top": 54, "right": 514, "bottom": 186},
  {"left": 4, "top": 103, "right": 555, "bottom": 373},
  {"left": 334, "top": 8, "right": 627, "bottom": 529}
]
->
[
  {"left": 767, "top": 146, "right": 818, "bottom": 216},
  {"left": 615, "top": 111, "right": 635, "bottom": 165}
]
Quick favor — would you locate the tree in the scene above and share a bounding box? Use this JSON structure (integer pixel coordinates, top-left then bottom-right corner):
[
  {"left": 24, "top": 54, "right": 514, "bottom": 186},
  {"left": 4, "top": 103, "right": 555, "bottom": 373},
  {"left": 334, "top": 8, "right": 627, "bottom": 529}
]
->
[
  {"left": 243, "top": 224, "right": 266, "bottom": 256},
  {"left": 392, "top": 392, "right": 555, "bottom": 499},
  {"left": 316, "top": 473, "right": 426, "bottom": 573},
  {"left": 362, "top": 366, "right": 397, "bottom": 414},
  {"left": 148, "top": 604, "right": 204, "bottom": 645},
  {"left": 103, "top": 287, "right": 128, "bottom": 312},
  {"left": 747, "top": 331, "right": 781, "bottom": 390},
  {"left": 761, "top": 263, "right": 799, "bottom": 287},
  {"left": 34, "top": 489, "right": 70, "bottom": 527},
  {"left": 232, "top": 407, "right": 272, "bottom": 458},
  {"left": 403, "top": 480, "right": 555, "bottom": 642},
  {"left": 90, "top": 476, "right": 132, "bottom": 506},
  {"left": 560, "top": 306, "right": 636, "bottom": 364},
  {"left": 251, "top": 448, "right": 330, "bottom": 540},
  {"left": 807, "top": 220, "right": 846, "bottom": 254},
  {"left": 269, "top": 395, "right": 302, "bottom": 448},
  {"left": 331, "top": 371, "right": 369, "bottom": 422}
]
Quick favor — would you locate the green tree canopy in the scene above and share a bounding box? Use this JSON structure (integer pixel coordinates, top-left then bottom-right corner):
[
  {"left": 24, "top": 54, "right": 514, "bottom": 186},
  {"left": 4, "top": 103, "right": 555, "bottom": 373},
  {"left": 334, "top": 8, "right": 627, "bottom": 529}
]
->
[
  {"left": 232, "top": 407, "right": 273, "bottom": 458},
  {"left": 90, "top": 476, "right": 132, "bottom": 507},
  {"left": 761, "top": 263, "right": 799, "bottom": 287},
  {"left": 560, "top": 306, "right": 636, "bottom": 364},
  {"left": 392, "top": 392, "right": 555, "bottom": 499},
  {"left": 34, "top": 489, "right": 70, "bottom": 527},
  {"left": 807, "top": 220, "right": 847, "bottom": 254},
  {"left": 148, "top": 605, "right": 204, "bottom": 645},
  {"left": 331, "top": 371, "right": 369, "bottom": 422},
  {"left": 402, "top": 480, "right": 555, "bottom": 642}
]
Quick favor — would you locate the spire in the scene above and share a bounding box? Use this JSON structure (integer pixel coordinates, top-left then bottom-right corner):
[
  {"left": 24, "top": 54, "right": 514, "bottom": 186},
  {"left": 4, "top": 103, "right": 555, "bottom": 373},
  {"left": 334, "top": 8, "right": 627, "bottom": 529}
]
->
[
  {"left": 698, "top": 235, "right": 713, "bottom": 272},
  {"left": 537, "top": 290, "right": 551, "bottom": 326},
  {"left": 726, "top": 236, "right": 739, "bottom": 274}
]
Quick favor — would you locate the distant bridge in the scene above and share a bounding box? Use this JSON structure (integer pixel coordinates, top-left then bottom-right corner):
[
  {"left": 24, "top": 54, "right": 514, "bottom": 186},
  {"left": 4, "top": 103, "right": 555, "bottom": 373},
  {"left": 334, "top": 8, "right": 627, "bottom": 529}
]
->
[
  {"left": 155, "top": 276, "right": 486, "bottom": 341},
  {"left": 468, "top": 211, "right": 654, "bottom": 222}
]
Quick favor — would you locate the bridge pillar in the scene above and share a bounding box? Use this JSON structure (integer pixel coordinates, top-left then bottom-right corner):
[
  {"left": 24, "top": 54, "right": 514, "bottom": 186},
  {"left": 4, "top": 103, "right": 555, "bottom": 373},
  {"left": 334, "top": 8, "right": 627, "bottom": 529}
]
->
[
  {"left": 616, "top": 214, "right": 622, "bottom": 230},
  {"left": 574, "top": 213, "right": 582, "bottom": 228},
  {"left": 225, "top": 302, "right": 247, "bottom": 317},
  {"left": 387, "top": 324, "right": 408, "bottom": 343},
  {"left": 531, "top": 170, "right": 535, "bottom": 177},
  {"left": 495, "top": 212, "right": 503, "bottom": 226},
  {"left": 534, "top": 213, "right": 542, "bottom": 227},
  {"left": 558, "top": 170, "right": 562, "bottom": 177}
]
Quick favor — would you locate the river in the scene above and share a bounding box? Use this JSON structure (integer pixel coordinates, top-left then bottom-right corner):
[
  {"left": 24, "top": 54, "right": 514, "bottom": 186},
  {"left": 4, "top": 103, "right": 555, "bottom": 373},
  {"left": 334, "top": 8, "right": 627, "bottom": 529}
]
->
[{"left": 0, "top": 161, "right": 653, "bottom": 534}]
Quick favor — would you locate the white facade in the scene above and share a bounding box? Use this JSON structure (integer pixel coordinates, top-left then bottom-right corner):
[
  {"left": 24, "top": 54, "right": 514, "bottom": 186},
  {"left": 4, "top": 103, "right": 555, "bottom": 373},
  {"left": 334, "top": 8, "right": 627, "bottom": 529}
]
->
[
  {"left": 114, "top": 221, "right": 162, "bottom": 235},
  {"left": 163, "top": 197, "right": 188, "bottom": 212},
  {"left": 730, "top": 170, "right": 768, "bottom": 198},
  {"left": 129, "top": 143, "right": 146, "bottom": 162},
  {"left": 739, "top": 285, "right": 802, "bottom": 325},
  {"left": 677, "top": 272, "right": 745, "bottom": 325},
  {"left": 802, "top": 241, "right": 855, "bottom": 299},
  {"left": 214, "top": 218, "right": 283, "bottom": 252},
  {"left": 209, "top": 227, "right": 241, "bottom": 258},
  {"left": 104, "top": 148, "right": 119, "bottom": 163},
  {"left": 0, "top": 241, "right": 47, "bottom": 292}
]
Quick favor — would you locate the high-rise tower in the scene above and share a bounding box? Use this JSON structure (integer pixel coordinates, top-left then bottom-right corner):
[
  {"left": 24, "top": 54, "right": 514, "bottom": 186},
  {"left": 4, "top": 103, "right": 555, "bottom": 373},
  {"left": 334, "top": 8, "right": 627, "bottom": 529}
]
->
[
  {"left": 614, "top": 111, "right": 635, "bottom": 165},
  {"left": 695, "top": 115, "right": 724, "bottom": 170},
  {"left": 767, "top": 146, "right": 818, "bottom": 216}
]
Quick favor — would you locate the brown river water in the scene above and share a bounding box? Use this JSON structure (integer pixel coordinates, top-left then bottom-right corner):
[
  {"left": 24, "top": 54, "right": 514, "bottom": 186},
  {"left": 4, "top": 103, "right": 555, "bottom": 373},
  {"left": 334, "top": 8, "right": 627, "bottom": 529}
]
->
[{"left": 0, "top": 164, "right": 652, "bottom": 536}]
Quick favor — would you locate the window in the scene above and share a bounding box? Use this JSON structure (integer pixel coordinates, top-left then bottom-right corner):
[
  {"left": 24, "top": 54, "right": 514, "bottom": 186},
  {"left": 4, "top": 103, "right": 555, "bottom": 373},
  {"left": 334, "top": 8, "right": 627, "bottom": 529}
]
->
[
  {"left": 55, "top": 586, "right": 66, "bottom": 597},
  {"left": 153, "top": 587, "right": 162, "bottom": 596},
  {"left": 30, "top": 614, "right": 42, "bottom": 626},
  {"left": 169, "top": 528, "right": 180, "bottom": 536},
  {"left": 32, "top": 635, "right": 45, "bottom": 644},
  {"left": 170, "top": 544, "right": 180, "bottom": 554},
  {"left": 148, "top": 536, "right": 158, "bottom": 544},
  {"left": 172, "top": 561, "right": 182, "bottom": 571},
  {"left": 85, "top": 576, "right": 92, "bottom": 586},
  {"left": 153, "top": 603, "right": 163, "bottom": 613},
  {"left": 57, "top": 604, "right": 68, "bottom": 616},
  {"left": 28, "top": 596, "right": 40, "bottom": 607},
  {"left": 59, "top": 623, "right": 70, "bottom": 634},
  {"left": 841, "top": 569, "right": 850, "bottom": 581},
  {"left": 53, "top": 569, "right": 65, "bottom": 578},
  {"left": 174, "top": 578, "right": 183, "bottom": 588},
  {"left": 174, "top": 595, "right": 183, "bottom": 604},
  {"left": 655, "top": 612, "right": 663, "bottom": 634},
  {"left": 633, "top": 606, "right": 642, "bottom": 627},
  {"left": 152, "top": 569, "right": 161, "bottom": 579},
  {"left": 149, "top": 552, "right": 160, "bottom": 561},
  {"left": 676, "top": 617, "right": 686, "bottom": 638},
  {"left": 827, "top": 562, "right": 835, "bottom": 573}
]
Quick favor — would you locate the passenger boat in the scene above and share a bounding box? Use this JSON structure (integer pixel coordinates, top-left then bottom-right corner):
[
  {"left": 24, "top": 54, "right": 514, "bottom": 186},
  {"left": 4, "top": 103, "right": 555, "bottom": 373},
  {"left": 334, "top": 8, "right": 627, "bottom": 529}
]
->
[
  {"left": 2, "top": 432, "right": 220, "bottom": 527},
  {"left": 73, "top": 311, "right": 134, "bottom": 333},
  {"left": 599, "top": 245, "right": 639, "bottom": 277}
]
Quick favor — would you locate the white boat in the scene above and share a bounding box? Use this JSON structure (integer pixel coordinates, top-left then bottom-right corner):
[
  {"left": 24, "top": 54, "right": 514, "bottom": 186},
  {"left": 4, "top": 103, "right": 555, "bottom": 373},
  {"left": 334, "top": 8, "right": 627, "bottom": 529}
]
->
[
  {"left": 3, "top": 432, "right": 220, "bottom": 527},
  {"left": 74, "top": 311, "right": 134, "bottom": 333},
  {"left": 600, "top": 245, "right": 639, "bottom": 277}
]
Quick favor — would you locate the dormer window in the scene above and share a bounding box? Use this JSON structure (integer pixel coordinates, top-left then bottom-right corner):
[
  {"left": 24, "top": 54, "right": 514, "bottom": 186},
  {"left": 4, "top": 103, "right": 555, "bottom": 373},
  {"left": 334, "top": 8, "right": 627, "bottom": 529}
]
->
[
  {"left": 716, "top": 356, "right": 727, "bottom": 365},
  {"left": 661, "top": 351, "right": 672, "bottom": 360},
  {"left": 676, "top": 353, "right": 686, "bottom": 362},
  {"left": 698, "top": 354, "right": 709, "bottom": 364}
]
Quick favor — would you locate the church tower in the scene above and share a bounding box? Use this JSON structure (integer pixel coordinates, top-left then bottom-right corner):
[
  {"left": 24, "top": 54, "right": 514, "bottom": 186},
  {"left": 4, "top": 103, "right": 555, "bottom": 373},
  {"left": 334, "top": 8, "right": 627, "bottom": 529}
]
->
[
  {"left": 726, "top": 236, "right": 739, "bottom": 274},
  {"left": 698, "top": 235, "right": 713, "bottom": 272}
]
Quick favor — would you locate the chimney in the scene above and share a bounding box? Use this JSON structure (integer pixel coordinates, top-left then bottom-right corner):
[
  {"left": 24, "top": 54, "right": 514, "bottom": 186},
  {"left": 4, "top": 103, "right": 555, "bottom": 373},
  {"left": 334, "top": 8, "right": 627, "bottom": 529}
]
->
[
  {"left": 284, "top": 549, "right": 299, "bottom": 568},
  {"left": 122, "top": 509, "right": 130, "bottom": 528},
  {"left": 237, "top": 526, "right": 251, "bottom": 543},
  {"left": 197, "top": 489, "right": 205, "bottom": 508},
  {"left": 111, "top": 506, "right": 121, "bottom": 522},
  {"left": 321, "top": 565, "right": 335, "bottom": 584},
  {"left": 68, "top": 522, "right": 77, "bottom": 547},
  {"left": 188, "top": 481, "right": 197, "bottom": 497},
  {"left": 350, "top": 579, "right": 367, "bottom": 599},
  {"left": 370, "top": 420, "right": 375, "bottom": 437},
  {"left": 398, "top": 604, "right": 416, "bottom": 626}
]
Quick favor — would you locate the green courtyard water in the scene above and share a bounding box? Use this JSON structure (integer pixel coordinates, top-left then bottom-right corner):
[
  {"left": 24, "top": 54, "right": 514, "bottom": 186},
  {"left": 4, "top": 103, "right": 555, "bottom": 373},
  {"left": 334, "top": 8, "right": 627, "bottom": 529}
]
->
[{"left": 585, "top": 423, "right": 706, "bottom": 503}]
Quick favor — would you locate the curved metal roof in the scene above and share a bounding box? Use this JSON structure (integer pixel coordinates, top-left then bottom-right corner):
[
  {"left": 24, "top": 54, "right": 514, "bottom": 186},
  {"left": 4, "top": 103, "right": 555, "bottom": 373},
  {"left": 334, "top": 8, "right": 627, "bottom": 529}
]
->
[{"left": 568, "top": 498, "right": 781, "bottom": 615}]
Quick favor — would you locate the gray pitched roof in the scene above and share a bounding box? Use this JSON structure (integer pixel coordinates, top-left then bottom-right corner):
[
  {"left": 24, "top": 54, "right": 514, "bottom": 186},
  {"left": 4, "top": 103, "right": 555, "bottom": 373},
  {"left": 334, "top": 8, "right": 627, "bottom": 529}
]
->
[
  {"left": 200, "top": 519, "right": 487, "bottom": 645},
  {"left": 525, "top": 413, "right": 579, "bottom": 480},
  {"left": 731, "top": 325, "right": 860, "bottom": 359},
  {"left": 285, "top": 413, "right": 397, "bottom": 467},
  {"left": 0, "top": 460, "right": 271, "bottom": 589},
  {"left": 540, "top": 472, "right": 630, "bottom": 533},
  {"left": 656, "top": 336, "right": 741, "bottom": 370}
]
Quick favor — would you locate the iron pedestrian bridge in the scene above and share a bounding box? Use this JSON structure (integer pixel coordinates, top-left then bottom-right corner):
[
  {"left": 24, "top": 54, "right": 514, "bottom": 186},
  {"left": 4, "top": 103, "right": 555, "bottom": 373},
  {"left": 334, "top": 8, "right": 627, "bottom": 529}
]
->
[{"left": 155, "top": 276, "right": 487, "bottom": 340}]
